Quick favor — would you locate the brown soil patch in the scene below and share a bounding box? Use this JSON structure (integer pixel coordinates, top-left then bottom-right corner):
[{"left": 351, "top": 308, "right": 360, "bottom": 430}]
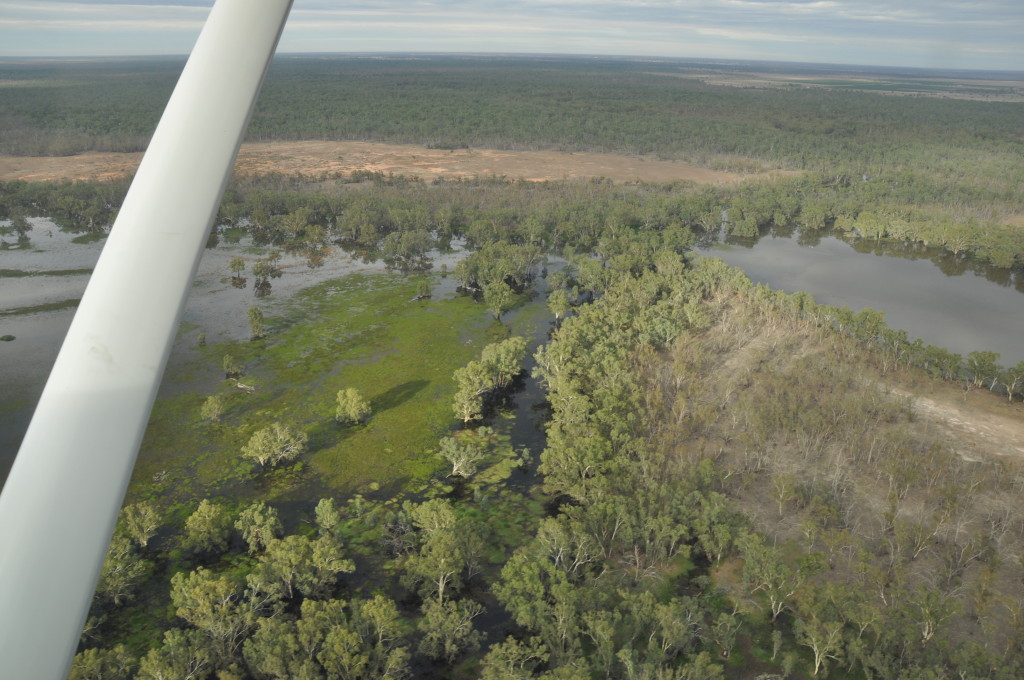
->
[
  {"left": 0, "top": 140, "right": 787, "bottom": 185},
  {"left": 0, "top": 151, "right": 144, "bottom": 183}
]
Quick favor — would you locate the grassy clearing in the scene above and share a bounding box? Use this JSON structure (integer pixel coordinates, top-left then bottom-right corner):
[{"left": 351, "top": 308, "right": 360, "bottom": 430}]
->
[{"left": 129, "top": 272, "right": 495, "bottom": 505}]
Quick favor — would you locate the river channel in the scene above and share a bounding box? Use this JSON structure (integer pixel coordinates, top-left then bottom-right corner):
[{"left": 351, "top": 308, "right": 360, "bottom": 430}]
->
[{"left": 698, "top": 231, "right": 1024, "bottom": 367}]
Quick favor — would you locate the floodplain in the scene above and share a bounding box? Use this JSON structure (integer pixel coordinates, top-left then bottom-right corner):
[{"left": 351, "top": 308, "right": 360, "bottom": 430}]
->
[{"left": 1, "top": 55, "right": 1023, "bottom": 679}]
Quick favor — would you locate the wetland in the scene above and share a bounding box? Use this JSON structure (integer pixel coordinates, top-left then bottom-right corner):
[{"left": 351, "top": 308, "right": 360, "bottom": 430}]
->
[{"left": 1, "top": 54, "right": 1023, "bottom": 679}]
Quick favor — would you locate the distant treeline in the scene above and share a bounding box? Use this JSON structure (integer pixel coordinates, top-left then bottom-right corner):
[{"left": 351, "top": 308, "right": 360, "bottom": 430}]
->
[
  {"left": 3, "top": 163, "right": 1022, "bottom": 270},
  {"left": 1, "top": 56, "right": 1022, "bottom": 215}
]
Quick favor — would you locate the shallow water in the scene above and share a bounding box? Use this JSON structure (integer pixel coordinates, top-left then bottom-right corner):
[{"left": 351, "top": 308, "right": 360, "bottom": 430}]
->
[
  {"left": 0, "top": 220, "right": 470, "bottom": 485},
  {"left": 699, "top": 232, "right": 1024, "bottom": 366}
]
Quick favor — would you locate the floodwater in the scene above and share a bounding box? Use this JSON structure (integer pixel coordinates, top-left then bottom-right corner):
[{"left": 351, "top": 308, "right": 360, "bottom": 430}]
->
[
  {"left": 698, "top": 231, "right": 1024, "bottom": 366},
  {"left": 0, "top": 219, "right": 467, "bottom": 486},
  {"left": 6, "top": 220, "right": 1023, "bottom": 485}
]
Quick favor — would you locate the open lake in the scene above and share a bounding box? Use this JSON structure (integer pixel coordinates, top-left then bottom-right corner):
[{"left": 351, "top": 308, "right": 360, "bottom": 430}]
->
[{"left": 698, "top": 232, "right": 1024, "bottom": 367}]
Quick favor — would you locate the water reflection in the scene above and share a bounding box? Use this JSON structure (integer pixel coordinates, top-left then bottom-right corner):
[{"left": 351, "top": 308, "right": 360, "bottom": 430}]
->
[{"left": 697, "top": 228, "right": 1024, "bottom": 366}]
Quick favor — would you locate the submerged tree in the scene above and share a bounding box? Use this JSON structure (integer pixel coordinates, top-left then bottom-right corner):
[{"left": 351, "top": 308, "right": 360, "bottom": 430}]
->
[
  {"left": 335, "top": 388, "right": 371, "bottom": 425},
  {"left": 314, "top": 498, "right": 342, "bottom": 537},
  {"left": 480, "top": 336, "right": 527, "bottom": 391},
  {"left": 235, "top": 501, "right": 283, "bottom": 554},
  {"left": 170, "top": 567, "right": 255, "bottom": 664},
  {"left": 451, "top": 336, "right": 528, "bottom": 423},
  {"left": 247, "top": 306, "right": 265, "bottom": 341},
  {"left": 438, "top": 436, "right": 486, "bottom": 479},
  {"left": 228, "top": 256, "right": 246, "bottom": 283},
  {"left": 222, "top": 354, "right": 242, "bottom": 379},
  {"left": 483, "top": 280, "right": 514, "bottom": 321},
  {"left": 437, "top": 427, "right": 494, "bottom": 478},
  {"left": 182, "top": 499, "right": 233, "bottom": 556},
  {"left": 241, "top": 423, "right": 308, "bottom": 468},
  {"left": 246, "top": 534, "right": 354, "bottom": 602},
  {"left": 452, "top": 363, "right": 488, "bottom": 423},
  {"left": 547, "top": 287, "right": 573, "bottom": 322},
  {"left": 200, "top": 394, "right": 225, "bottom": 422},
  {"left": 251, "top": 257, "right": 278, "bottom": 297}
]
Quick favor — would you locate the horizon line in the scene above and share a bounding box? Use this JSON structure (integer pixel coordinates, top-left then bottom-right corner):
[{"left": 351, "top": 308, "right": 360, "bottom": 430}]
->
[{"left": 1, "top": 51, "right": 1023, "bottom": 78}]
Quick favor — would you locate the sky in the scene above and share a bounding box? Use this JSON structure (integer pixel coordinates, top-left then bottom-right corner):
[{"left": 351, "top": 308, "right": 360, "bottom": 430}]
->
[{"left": 2, "top": 1, "right": 1022, "bottom": 72}]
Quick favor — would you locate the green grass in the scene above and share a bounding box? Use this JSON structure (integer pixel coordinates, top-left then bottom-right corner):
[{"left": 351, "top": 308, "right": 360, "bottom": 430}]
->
[
  {"left": 128, "top": 272, "right": 497, "bottom": 504},
  {"left": 0, "top": 298, "right": 80, "bottom": 317},
  {"left": 0, "top": 268, "right": 92, "bottom": 278},
  {"left": 71, "top": 232, "right": 107, "bottom": 244}
]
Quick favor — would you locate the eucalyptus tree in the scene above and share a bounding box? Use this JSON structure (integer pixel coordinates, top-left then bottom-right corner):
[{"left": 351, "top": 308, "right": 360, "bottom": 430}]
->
[
  {"left": 483, "top": 280, "right": 514, "bottom": 321},
  {"left": 246, "top": 535, "right": 354, "bottom": 603},
  {"left": 200, "top": 394, "right": 225, "bottom": 422},
  {"left": 68, "top": 645, "right": 135, "bottom": 680},
  {"left": 169, "top": 567, "right": 256, "bottom": 665},
  {"left": 479, "top": 637, "right": 549, "bottom": 680},
  {"left": 95, "top": 534, "right": 151, "bottom": 607},
  {"left": 966, "top": 350, "right": 1001, "bottom": 390},
  {"left": 182, "top": 499, "right": 233, "bottom": 556},
  {"left": 118, "top": 501, "right": 161, "bottom": 549},
  {"left": 234, "top": 501, "right": 282, "bottom": 554},
  {"left": 247, "top": 306, "right": 265, "bottom": 340},
  {"left": 136, "top": 630, "right": 211, "bottom": 680},
  {"left": 999, "top": 361, "right": 1024, "bottom": 402},
  {"left": 335, "top": 387, "right": 371, "bottom": 425},
  {"left": 418, "top": 598, "right": 483, "bottom": 664},
  {"left": 241, "top": 423, "right": 308, "bottom": 468}
]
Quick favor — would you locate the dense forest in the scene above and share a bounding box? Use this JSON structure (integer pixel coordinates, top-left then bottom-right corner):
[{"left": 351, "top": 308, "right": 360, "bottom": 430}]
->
[
  {"left": 1, "top": 56, "right": 1023, "bottom": 679},
  {"left": 3, "top": 170, "right": 1022, "bottom": 679},
  {"left": 2, "top": 56, "right": 1023, "bottom": 202}
]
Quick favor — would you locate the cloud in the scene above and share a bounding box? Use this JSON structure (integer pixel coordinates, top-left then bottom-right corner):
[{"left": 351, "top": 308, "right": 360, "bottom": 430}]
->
[
  {"left": 1, "top": 1, "right": 209, "bottom": 31},
  {"left": 2, "top": 0, "right": 1021, "bottom": 70}
]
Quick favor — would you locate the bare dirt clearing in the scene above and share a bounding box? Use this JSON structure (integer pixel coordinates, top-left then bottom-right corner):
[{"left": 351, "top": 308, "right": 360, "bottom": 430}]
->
[
  {"left": 896, "top": 379, "right": 1024, "bottom": 463},
  {"left": 0, "top": 140, "right": 785, "bottom": 185},
  {"left": 710, "top": 306, "right": 1024, "bottom": 467}
]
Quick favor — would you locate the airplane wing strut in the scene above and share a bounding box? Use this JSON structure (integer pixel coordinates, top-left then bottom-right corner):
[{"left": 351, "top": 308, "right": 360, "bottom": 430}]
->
[{"left": 0, "top": 1, "right": 294, "bottom": 676}]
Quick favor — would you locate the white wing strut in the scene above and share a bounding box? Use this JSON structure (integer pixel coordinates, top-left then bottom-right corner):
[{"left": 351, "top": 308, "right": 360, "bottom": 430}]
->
[{"left": 0, "top": 1, "right": 293, "bottom": 676}]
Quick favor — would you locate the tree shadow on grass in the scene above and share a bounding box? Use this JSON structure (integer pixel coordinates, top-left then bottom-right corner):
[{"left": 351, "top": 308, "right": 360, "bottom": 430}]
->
[
  {"left": 371, "top": 379, "right": 429, "bottom": 413},
  {"left": 306, "top": 419, "right": 360, "bottom": 454},
  {"left": 305, "top": 380, "right": 429, "bottom": 454}
]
